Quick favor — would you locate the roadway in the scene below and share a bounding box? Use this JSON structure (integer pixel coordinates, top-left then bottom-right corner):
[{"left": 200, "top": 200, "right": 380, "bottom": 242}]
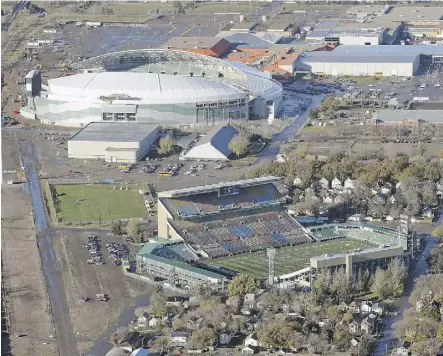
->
[
  {"left": 373, "top": 235, "right": 437, "bottom": 356},
  {"left": 252, "top": 94, "right": 324, "bottom": 166},
  {"left": 1, "top": 0, "right": 28, "bottom": 32},
  {"left": 17, "top": 132, "right": 78, "bottom": 355}
]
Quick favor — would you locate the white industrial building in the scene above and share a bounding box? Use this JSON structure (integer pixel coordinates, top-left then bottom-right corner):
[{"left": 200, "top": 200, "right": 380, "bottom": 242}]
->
[
  {"left": 297, "top": 45, "right": 443, "bottom": 77},
  {"left": 181, "top": 124, "right": 238, "bottom": 161},
  {"left": 68, "top": 122, "right": 160, "bottom": 163}
]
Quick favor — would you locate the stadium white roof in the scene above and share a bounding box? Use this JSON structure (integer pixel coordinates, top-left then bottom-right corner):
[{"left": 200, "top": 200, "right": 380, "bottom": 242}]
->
[
  {"left": 48, "top": 72, "right": 246, "bottom": 104},
  {"left": 158, "top": 176, "right": 281, "bottom": 198}
]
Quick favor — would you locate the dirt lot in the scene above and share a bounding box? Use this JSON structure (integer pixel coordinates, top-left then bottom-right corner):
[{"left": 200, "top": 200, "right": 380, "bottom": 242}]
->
[
  {"left": 1, "top": 132, "right": 24, "bottom": 182},
  {"left": 284, "top": 139, "right": 443, "bottom": 159},
  {"left": 51, "top": 229, "right": 150, "bottom": 354},
  {"left": 1, "top": 186, "right": 57, "bottom": 356}
]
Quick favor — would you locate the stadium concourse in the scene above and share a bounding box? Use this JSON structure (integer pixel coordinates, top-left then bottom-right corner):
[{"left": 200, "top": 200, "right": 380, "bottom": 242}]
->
[{"left": 135, "top": 177, "right": 417, "bottom": 290}]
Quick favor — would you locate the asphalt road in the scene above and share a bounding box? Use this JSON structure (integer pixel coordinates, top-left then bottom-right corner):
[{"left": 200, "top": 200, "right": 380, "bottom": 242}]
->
[
  {"left": 252, "top": 94, "right": 325, "bottom": 166},
  {"left": 17, "top": 132, "right": 78, "bottom": 356},
  {"left": 1, "top": 0, "right": 28, "bottom": 32},
  {"left": 373, "top": 236, "right": 437, "bottom": 356}
]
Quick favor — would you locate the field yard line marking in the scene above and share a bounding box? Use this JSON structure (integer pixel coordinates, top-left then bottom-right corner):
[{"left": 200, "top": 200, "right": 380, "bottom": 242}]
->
[{"left": 180, "top": 26, "right": 194, "bottom": 37}]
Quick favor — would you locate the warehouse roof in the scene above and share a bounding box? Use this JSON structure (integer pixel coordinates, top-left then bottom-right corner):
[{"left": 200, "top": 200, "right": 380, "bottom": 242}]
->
[
  {"left": 229, "top": 21, "right": 257, "bottom": 31},
  {"left": 69, "top": 122, "right": 160, "bottom": 142},
  {"left": 373, "top": 109, "right": 443, "bottom": 123},
  {"left": 267, "top": 21, "right": 292, "bottom": 31},
  {"left": 301, "top": 44, "right": 443, "bottom": 64},
  {"left": 162, "top": 37, "right": 228, "bottom": 50}
]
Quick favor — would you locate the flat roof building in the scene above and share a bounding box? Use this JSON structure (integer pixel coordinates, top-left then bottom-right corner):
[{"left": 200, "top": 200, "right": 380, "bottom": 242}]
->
[
  {"left": 68, "top": 122, "right": 160, "bottom": 163},
  {"left": 229, "top": 21, "right": 257, "bottom": 32},
  {"left": 162, "top": 37, "right": 231, "bottom": 58},
  {"left": 372, "top": 109, "right": 443, "bottom": 125}
]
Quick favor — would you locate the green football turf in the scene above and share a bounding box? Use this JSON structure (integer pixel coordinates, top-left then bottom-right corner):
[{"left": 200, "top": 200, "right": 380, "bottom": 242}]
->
[
  {"left": 209, "top": 238, "right": 376, "bottom": 279},
  {"left": 53, "top": 184, "right": 146, "bottom": 223}
]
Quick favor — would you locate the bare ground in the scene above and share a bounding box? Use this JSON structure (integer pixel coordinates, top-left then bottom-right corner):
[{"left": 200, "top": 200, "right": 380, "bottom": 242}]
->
[{"left": 1, "top": 186, "right": 57, "bottom": 356}]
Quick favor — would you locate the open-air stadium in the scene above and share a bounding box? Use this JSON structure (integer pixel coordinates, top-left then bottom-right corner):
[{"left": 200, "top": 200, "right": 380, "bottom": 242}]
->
[{"left": 136, "top": 177, "right": 416, "bottom": 289}]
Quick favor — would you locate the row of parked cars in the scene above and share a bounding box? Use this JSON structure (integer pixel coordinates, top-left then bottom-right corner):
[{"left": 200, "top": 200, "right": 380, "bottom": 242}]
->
[
  {"left": 82, "top": 236, "right": 105, "bottom": 265},
  {"left": 106, "top": 242, "right": 128, "bottom": 266}
]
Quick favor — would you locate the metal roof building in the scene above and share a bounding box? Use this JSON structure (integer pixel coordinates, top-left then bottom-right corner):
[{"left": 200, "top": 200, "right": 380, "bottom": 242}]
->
[
  {"left": 33, "top": 49, "right": 283, "bottom": 127},
  {"left": 162, "top": 37, "right": 231, "bottom": 58},
  {"left": 372, "top": 109, "right": 443, "bottom": 124},
  {"left": 182, "top": 124, "right": 238, "bottom": 161},
  {"left": 297, "top": 45, "right": 443, "bottom": 77}
]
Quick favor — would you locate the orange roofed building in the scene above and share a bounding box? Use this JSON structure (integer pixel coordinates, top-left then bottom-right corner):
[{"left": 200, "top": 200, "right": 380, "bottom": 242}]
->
[{"left": 162, "top": 37, "right": 231, "bottom": 58}]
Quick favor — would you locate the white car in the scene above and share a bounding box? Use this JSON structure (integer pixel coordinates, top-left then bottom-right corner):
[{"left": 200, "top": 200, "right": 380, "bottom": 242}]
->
[{"left": 435, "top": 83, "right": 441, "bottom": 88}]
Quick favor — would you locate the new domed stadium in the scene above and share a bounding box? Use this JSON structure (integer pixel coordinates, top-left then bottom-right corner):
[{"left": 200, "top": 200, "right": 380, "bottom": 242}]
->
[{"left": 33, "top": 49, "right": 283, "bottom": 127}]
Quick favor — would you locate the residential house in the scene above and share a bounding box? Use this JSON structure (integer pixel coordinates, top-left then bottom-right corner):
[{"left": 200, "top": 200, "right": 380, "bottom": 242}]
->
[
  {"left": 166, "top": 296, "right": 188, "bottom": 307},
  {"left": 394, "top": 341, "right": 411, "bottom": 356},
  {"left": 348, "top": 315, "right": 362, "bottom": 334},
  {"left": 219, "top": 332, "right": 233, "bottom": 346},
  {"left": 184, "top": 296, "right": 199, "bottom": 309},
  {"left": 361, "top": 301, "right": 373, "bottom": 313},
  {"left": 242, "top": 346, "right": 257, "bottom": 355},
  {"left": 293, "top": 177, "right": 303, "bottom": 188},
  {"left": 350, "top": 337, "right": 360, "bottom": 348},
  {"left": 349, "top": 214, "right": 364, "bottom": 222},
  {"left": 380, "top": 186, "right": 392, "bottom": 196},
  {"left": 361, "top": 314, "right": 377, "bottom": 334},
  {"left": 331, "top": 177, "right": 342, "bottom": 189},
  {"left": 372, "top": 302, "right": 384, "bottom": 315},
  {"left": 344, "top": 178, "right": 355, "bottom": 189},
  {"left": 148, "top": 316, "right": 161, "bottom": 328},
  {"left": 245, "top": 333, "right": 259, "bottom": 348},
  {"left": 187, "top": 316, "right": 203, "bottom": 330},
  {"left": 422, "top": 207, "right": 434, "bottom": 219},
  {"left": 334, "top": 195, "right": 345, "bottom": 204},
  {"left": 373, "top": 193, "right": 387, "bottom": 205},
  {"left": 319, "top": 177, "right": 329, "bottom": 189},
  {"left": 245, "top": 316, "right": 259, "bottom": 331},
  {"left": 137, "top": 313, "right": 149, "bottom": 328},
  {"left": 348, "top": 301, "right": 361, "bottom": 313},
  {"left": 323, "top": 195, "right": 334, "bottom": 204},
  {"left": 338, "top": 302, "right": 349, "bottom": 312},
  {"left": 171, "top": 329, "right": 193, "bottom": 347},
  {"left": 244, "top": 293, "right": 256, "bottom": 308}
]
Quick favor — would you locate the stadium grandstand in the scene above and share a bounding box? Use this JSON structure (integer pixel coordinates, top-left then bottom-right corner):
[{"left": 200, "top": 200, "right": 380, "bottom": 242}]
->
[
  {"left": 27, "top": 49, "right": 283, "bottom": 127},
  {"left": 135, "top": 177, "right": 418, "bottom": 290}
]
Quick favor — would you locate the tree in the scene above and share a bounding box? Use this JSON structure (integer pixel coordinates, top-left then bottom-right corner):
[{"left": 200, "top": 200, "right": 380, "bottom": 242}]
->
[
  {"left": 431, "top": 225, "right": 443, "bottom": 239},
  {"left": 386, "top": 258, "right": 407, "bottom": 296},
  {"left": 149, "top": 289, "right": 167, "bottom": 317},
  {"left": 330, "top": 267, "right": 354, "bottom": 303},
  {"left": 229, "top": 132, "right": 250, "bottom": 157},
  {"left": 227, "top": 274, "right": 258, "bottom": 297},
  {"left": 393, "top": 315, "right": 438, "bottom": 343},
  {"left": 111, "top": 220, "right": 123, "bottom": 236},
  {"left": 371, "top": 268, "right": 390, "bottom": 300},
  {"left": 158, "top": 136, "right": 174, "bottom": 156},
  {"left": 109, "top": 333, "right": 118, "bottom": 345},
  {"left": 257, "top": 318, "right": 295, "bottom": 349},
  {"left": 127, "top": 217, "right": 140, "bottom": 237},
  {"left": 154, "top": 335, "right": 172, "bottom": 354},
  {"left": 188, "top": 326, "right": 217, "bottom": 349}
]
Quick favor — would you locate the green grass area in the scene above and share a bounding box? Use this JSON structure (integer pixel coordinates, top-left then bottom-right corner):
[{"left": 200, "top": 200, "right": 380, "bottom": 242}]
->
[
  {"left": 209, "top": 238, "right": 376, "bottom": 279},
  {"left": 53, "top": 184, "right": 146, "bottom": 224}
]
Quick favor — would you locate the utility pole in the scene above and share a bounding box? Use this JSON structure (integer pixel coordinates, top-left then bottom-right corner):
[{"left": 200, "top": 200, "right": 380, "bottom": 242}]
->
[{"left": 267, "top": 248, "right": 276, "bottom": 286}]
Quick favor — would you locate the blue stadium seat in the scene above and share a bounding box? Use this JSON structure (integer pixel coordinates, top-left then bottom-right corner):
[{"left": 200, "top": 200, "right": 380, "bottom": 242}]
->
[
  {"left": 272, "top": 233, "right": 288, "bottom": 243},
  {"left": 177, "top": 205, "right": 200, "bottom": 216},
  {"left": 228, "top": 225, "right": 253, "bottom": 238}
]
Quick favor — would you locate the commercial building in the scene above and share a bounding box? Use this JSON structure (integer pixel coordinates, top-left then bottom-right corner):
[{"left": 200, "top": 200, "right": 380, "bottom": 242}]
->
[
  {"left": 68, "top": 122, "right": 160, "bottom": 163},
  {"left": 28, "top": 49, "right": 283, "bottom": 127},
  {"left": 162, "top": 37, "right": 231, "bottom": 58},
  {"left": 372, "top": 109, "right": 443, "bottom": 125},
  {"left": 296, "top": 45, "right": 443, "bottom": 77},
  {"left": 266, "top": 21, "right": 296, "bottom": 37},
  {"left": 181, "top": 124, "right": 238, "bottom": 161}
]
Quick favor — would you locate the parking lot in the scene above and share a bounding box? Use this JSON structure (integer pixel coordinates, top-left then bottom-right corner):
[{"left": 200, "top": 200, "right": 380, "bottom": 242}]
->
[{"left": 51, "top": 229, "right": 149, "bottom": 354}]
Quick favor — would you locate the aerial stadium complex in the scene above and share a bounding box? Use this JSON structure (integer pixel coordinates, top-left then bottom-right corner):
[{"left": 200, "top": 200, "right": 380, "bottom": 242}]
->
[
  {"left": 27, "top": 49, "right": 283, "bottom": 127},
  {"left": 136, "top": 177, "right": 419, "bottom": 290}
]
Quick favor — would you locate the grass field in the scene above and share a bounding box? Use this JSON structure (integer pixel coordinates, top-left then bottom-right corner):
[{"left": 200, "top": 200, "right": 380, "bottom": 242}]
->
[
  {"left": 53, "top": 184, "right": 146, "bottom": 224},
  {"left": 209, "top": 238, "right": 376, "bottom": 279}
]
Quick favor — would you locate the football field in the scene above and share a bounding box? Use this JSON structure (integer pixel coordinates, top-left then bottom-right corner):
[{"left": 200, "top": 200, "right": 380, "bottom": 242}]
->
[{"left": 209, "top": 238, "right": 376, "bottom": 279}]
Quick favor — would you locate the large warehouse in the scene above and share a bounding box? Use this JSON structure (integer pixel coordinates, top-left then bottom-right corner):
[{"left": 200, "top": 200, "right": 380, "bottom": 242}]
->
[
  {"left": 297, "top": 45, "right": 443, "bottom": 77},
  {"left": 68, "top": 122, "right": 160, "bottom": 162},
  {"left": 30, "top": 49, "right": 283, "bottom": 127}
]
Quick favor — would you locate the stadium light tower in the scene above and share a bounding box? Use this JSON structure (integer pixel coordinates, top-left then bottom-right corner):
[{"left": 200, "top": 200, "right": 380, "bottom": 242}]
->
[{"left": 267, "top": 248, "right": 276, "bottom": 286}]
